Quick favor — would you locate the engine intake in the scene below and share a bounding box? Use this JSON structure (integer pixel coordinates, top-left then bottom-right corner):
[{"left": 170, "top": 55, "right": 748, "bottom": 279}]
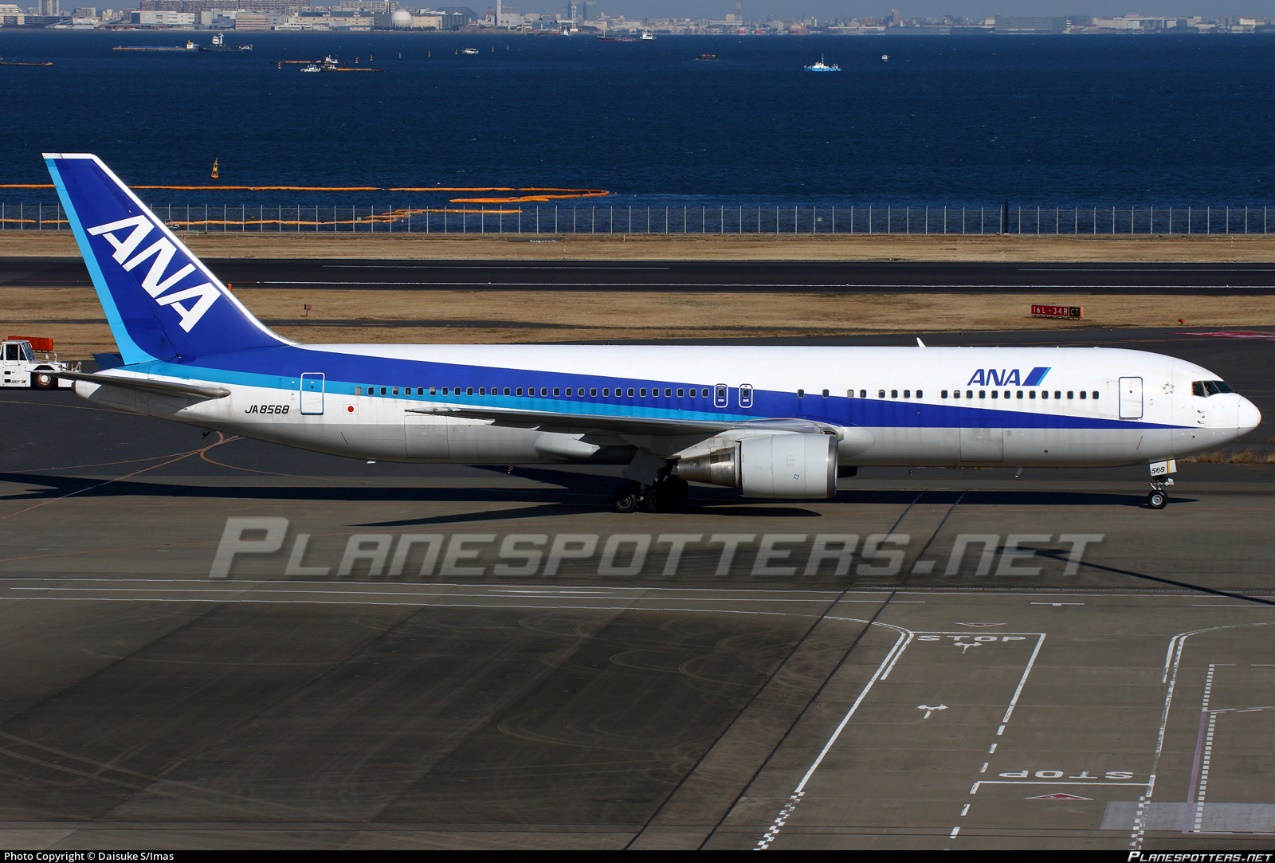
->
[{"left": 675, "top": 434, "right": 838, "bottom": 499}]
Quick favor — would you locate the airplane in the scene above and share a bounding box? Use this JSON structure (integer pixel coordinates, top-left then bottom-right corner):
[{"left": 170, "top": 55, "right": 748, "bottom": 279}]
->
[{"left": 44, "top": 153, "right": 1261, "bottom": 512}]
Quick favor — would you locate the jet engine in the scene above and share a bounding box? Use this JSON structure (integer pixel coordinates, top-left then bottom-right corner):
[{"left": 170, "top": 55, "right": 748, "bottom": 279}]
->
[{"left": 675, "top": 433, "right": 838, "bottom": 499}]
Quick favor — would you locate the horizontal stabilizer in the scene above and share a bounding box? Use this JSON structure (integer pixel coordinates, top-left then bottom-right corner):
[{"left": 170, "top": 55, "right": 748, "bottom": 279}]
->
[{"left": 58, "top": 370, "right": 231, "bottom": 401}]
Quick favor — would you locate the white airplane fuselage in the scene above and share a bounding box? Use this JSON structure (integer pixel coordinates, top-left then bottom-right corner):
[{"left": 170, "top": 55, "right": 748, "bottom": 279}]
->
[{"left": 74, "top": 343, "right": 1257, "bottom": 470}]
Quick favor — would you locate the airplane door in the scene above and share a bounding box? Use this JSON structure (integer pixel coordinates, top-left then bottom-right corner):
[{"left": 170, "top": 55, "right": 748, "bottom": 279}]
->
[
  {"left": 300, "top": 372, "right": 325, "bottom": 415},
  {"left": 1118, "top": 376, "right": 1143, "bottom": 420}
]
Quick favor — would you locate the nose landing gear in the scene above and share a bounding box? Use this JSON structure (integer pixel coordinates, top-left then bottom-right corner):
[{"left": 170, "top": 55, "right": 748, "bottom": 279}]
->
[
  {"left": 1145, "top": 458, "right": 1177, "bottom": 509},
  {"left": 1146, "top": 477, "right": 1173, "bottom": 509}
]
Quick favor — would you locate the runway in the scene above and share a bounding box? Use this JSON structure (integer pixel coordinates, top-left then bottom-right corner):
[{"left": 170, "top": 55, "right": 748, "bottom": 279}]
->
[
  {"left": 5, "top": 257, "right": 1275, "bottom": 294},
  {"left": 0, "top": 329, "right": 1273, "bottom": 849}
]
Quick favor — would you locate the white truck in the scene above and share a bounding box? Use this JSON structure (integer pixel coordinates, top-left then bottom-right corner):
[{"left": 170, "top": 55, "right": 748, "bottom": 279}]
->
[{"left": 1, "top": 337, "right": 79, "bottom": 389}]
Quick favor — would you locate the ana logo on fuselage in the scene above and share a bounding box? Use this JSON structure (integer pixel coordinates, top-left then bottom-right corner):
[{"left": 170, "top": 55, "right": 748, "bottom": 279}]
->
[
  {"left": 967, "top": 367, "right": 1051, "bottom": 387},
  {"left": 87, "top": 215, "right": 220, "bottom": 333}
]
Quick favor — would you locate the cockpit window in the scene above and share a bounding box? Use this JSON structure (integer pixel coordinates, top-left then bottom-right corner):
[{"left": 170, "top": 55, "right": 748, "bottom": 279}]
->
[{"left": 1192, "top": 380, "right": 1234, "bottom": 397}]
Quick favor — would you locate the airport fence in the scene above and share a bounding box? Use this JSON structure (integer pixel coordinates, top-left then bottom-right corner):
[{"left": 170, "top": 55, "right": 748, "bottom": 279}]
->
[{"left": 3, "top": 202, "right": 1274, "bottom": 236}]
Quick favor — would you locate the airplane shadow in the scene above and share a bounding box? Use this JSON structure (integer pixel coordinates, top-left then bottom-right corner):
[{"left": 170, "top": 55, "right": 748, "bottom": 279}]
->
[{"left": 0, "top": 471, "right": 1180, "bottom": 529}]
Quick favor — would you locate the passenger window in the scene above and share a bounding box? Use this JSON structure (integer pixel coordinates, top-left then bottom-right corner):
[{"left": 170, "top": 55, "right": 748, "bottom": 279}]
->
[
  {"left": 591, "top": 388, "right": 598, "bottom": 397},
  {"left": 627, "top": 387, "right": 635, "bottom": 397},
  {"left": 966, "top": 390, "right": 973, "bottom": 399},
  {"left": 916, "top": 389, "right": 923, "bottom": 398},
  {"left": 797, "top": 388, "right": 805, "bottom": 398},
  {"left": 739, "top": 384, "right": 754, "bottom": 408},
  {"left": 602, "top": 388, "right": 610, "bottom": 397},
  {"left": 891, "top": 390, "right": 898, "bottom": 398},
  {"left": 503, "top": 387, "right": 510, "bottom": 396},
  {"left": 465, "top": 387, "right": 473, "bottom": 396},
  {"left": 1016, "top": 390, "right": 1023, "bottom": 399},
  {"left": 553, "top": 387, "right": 561, "bottom": 397},
  {"left": 941, "top": 390, "right": 948, "bottom": 399},
  {"left": 1093, "top": 391, "right": 1100, "bottom": 400},
  {"left": 1079, "top": 391, "right": 1086, "bottom": 400},
  {"left": 991, "top": 391, "right": 998, "bottom": 399},
  {"left": 878, "top": 389, "right": 886, "bottom": 398},
  {"left": 1054, "top": 391, "right": 1062, "bottom": 399},
  {"left": 640, "top": 388, "right": 647, "bottom": 397},
  {"left": 540, "top": 387, "right": 548, "bottom": 397},
  {"left": 978, "top": 390, "right": 985, "bottom": 399},
  {"left": 1067, "top": 391, "right": 1073, "bottom": 399},
  {"left": 859, "top": 389, "right": 866, "bottom": 398},
  {"left": 953, "top": 390, "right": 960, "bottom": 399},
  {"left": 903, "top": 390, "right": 910, "bottom": 399},
  {"left": 479, "top": 387, "right": 486, "bottom": 396},
  {"left": 515, "top": 387, "right": 522, "bottom": 396},
  {"left": 677, "top": 388, "right": 684, "bottom": 398},
  {"left": 1041, "top": 391, "right": 1048, "bottom": 399},
  {"left": 664, "top": 388, "right": 672, "bottom": 398},
  {"left": 354, "top": 386, "right": 362, "bottom": 395}
]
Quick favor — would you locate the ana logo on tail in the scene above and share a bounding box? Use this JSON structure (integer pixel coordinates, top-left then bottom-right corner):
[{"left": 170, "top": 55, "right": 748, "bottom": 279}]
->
[{"left": 87, "top": 215, "right": 221, "bottom": 333}]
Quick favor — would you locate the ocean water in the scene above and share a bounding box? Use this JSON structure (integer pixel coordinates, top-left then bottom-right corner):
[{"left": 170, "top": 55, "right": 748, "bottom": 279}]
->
[{"left": 1, "top": 29, "right": 1273, "bottom": 210}]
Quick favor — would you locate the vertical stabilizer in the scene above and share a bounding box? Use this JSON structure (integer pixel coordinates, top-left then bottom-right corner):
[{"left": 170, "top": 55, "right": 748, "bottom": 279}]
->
[{"left": 45, "top": 153, "right": 286, "bottom": 363}]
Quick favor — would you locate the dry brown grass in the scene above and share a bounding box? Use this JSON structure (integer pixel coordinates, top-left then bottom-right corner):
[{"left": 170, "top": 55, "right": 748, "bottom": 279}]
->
[
  {"left": 6, "top": 231, "right": 1275, "bottom": 359},
  {"left": 5, "top": 230, "right": 1275, "bottom": 262},
  {"left": 1180, "top": 450, "right": 1275, "bottom": 465}
]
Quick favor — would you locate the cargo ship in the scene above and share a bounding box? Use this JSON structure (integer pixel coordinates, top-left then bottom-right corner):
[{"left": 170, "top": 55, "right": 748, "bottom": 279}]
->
[{"left": 113, "top": 40, "right": 198, "bottom": 52}]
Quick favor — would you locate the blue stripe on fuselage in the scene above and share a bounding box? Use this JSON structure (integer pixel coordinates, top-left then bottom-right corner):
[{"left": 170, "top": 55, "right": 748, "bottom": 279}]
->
[{"left": 132, "top": 347, "right": 1183, "bottom": 432}]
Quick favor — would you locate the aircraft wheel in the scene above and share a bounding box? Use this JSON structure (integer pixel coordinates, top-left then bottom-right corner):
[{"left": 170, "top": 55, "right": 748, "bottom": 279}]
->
[
  {"left": 640, "top": 489, "right": 661, "bottom": 513},
  {"left": 612, "top": 484, "right": 640, "bottom": 514},
  {"left": 1146, "top": 490, "right": 1168, "bottom": 509}
]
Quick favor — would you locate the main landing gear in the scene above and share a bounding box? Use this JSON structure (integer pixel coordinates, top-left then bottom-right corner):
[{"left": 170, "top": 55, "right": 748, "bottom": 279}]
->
[{"left": 611, "top": 476, "right": 690, "bottom": 514}]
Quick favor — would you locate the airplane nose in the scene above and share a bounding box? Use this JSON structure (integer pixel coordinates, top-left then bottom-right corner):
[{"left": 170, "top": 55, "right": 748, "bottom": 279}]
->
[{"left": 1238, "top": 398, "right": 1262, "bottom": 436}]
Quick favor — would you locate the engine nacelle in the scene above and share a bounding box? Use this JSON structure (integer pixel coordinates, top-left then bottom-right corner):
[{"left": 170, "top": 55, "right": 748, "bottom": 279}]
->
[{"left": 675, "top": 433, "right": 838, "bottom": 499}]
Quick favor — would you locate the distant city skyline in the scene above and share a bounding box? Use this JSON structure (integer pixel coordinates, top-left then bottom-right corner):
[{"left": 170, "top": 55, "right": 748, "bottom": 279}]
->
[
  {"left": 592, "top": 2, "right": 1274, "bottom": 19},
  {"left": 42, "top": 0, "right": 1274, "bottom": 19}
]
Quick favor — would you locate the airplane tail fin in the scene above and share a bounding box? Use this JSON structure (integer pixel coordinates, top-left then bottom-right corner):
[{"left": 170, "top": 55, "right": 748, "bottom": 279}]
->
[{"left": 44, "top": 153, "right": 287, "bottom": 364}]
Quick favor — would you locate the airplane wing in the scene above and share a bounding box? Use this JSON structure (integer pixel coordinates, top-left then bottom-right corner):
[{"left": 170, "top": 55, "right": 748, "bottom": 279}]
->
[
  {"left": 407, "top": 405, "right": 843, "bottom": 439},
  {"left": 57, "top": 371, "right": 231, "bottom": 401}
]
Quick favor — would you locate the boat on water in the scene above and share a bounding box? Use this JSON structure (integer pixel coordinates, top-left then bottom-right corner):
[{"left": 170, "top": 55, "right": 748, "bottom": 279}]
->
[
  {"left": 640, "top": 31, "right": 655, "bottom": 40},
  {"left": 803, "top": 55, "right": 841, "bottom": 72},
  {"left": 0, "top": 58, "right": 53, "bottom": 66},
  {"left": 201, "top": 33, "right": 252, "bottom": 53},
  {"left": 300, "top": 55, "right": 383, "bottom": 73},
  {"left": 460, "top": 47, "right": 480, "bottom": 55},
  {"left": 695, "top": 53, "right": 718, "bottom": 61},
  {"left": 113, "top": 40, "right": 198, "bottom": 52}
]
